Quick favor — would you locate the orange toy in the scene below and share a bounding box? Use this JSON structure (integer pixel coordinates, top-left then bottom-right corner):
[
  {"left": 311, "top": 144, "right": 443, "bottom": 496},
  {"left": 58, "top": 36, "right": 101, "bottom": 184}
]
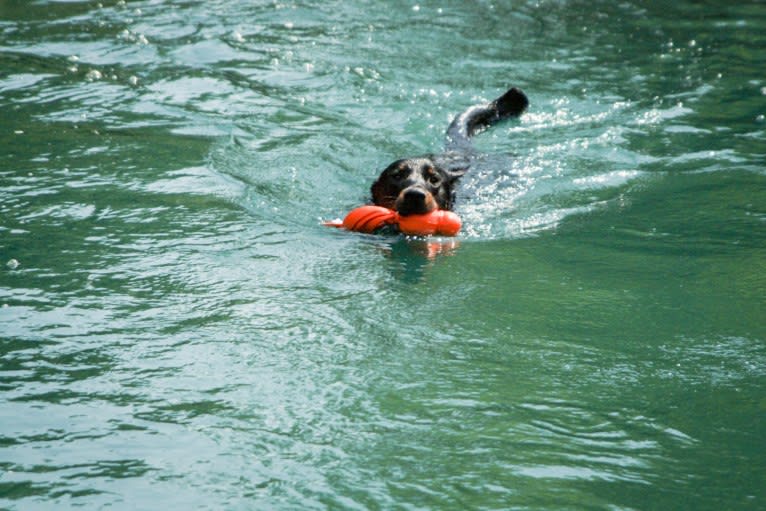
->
[{"left": 324, "top": 205, "right": 461, "bottom": 236}]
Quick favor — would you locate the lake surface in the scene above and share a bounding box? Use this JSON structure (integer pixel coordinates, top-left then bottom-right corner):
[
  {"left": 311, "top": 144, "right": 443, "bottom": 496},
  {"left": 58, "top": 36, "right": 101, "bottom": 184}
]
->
[{"left": 1, "top": 0, "right": 765, "bottom": 509}]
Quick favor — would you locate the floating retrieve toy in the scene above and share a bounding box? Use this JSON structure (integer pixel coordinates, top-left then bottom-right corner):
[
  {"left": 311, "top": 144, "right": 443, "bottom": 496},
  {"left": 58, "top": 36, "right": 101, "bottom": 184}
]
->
[{"left": 324, "top": 205, "right": 461, "bottom": 236}]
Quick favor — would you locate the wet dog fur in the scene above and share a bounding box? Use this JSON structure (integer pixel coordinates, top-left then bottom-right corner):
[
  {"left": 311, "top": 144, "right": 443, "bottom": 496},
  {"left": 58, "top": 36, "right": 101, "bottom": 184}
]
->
[{"left": 369, "top": 87, "right": 529, "bottom": 217}]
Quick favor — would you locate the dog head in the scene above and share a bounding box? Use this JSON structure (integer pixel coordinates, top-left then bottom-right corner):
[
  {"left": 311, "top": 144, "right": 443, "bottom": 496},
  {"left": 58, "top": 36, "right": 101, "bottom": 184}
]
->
[{"left": 370, "top": 157, "right": 465, "bottom": 216}]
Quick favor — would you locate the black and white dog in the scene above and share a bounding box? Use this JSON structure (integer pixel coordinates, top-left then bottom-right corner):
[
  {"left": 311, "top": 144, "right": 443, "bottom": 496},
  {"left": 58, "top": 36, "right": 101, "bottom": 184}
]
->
[{"left": 370, "top": 87, "right": 528, "bottom": 216}]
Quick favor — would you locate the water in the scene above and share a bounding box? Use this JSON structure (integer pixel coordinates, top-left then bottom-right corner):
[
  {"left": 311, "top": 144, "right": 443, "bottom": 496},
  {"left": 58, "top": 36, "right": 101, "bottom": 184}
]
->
[{"left": 1, "top": 0, "right": 765, "bottom": 509}]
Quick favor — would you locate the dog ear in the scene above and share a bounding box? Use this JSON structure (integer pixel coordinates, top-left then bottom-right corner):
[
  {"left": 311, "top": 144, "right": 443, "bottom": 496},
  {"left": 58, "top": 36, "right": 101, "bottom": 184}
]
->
[
  {"left": 370, "top": 176, "right": 392, "bottom": 206},
  {"left": 370, "top": 178, "right": 382, "bottom": 201},
  {"left": 446, "top": 166, "right": 468, "bottom": 181},
  {"left": 432, "top": 153, "right": 470, "bottom": 181}
]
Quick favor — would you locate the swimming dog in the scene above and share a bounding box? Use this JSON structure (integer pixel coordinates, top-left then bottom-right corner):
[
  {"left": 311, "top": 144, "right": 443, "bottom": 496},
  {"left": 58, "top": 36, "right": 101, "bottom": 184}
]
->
[{"left": 370, "top": 87, "right": 528, "bottom": 216}]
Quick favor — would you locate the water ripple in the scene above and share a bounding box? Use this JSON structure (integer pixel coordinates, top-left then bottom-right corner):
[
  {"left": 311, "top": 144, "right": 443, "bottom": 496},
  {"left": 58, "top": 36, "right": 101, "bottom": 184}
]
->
[{"left": 2, "top": 1, "right": 766, "bottom": 510}]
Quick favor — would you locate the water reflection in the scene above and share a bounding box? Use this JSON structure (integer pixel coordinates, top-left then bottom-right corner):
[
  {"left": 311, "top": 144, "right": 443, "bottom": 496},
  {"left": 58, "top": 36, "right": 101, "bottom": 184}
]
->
[
  {"left": 379, "top": 237, "right": 460, "bottom": 282},
  {"left": 3, "top": 0, "right": 766, "bottom": 509}
]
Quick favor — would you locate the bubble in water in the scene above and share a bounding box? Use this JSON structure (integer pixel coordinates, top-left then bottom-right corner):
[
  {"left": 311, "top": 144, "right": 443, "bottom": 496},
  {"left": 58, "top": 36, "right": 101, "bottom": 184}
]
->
[
  {"left": 86, "top": 69, "right": 102, "bottom": 81},
  {"left": 756, "top": 114, "right": 765, "bottom": 123},
  {"left": 232, "top": 31, "right": 245, "bottom": 43},
  {"left": 6, "top": 259, "right": 19, "bottom": 270},
  {"left": 128, "top": 75, "right": 139, "bottom": 86}
]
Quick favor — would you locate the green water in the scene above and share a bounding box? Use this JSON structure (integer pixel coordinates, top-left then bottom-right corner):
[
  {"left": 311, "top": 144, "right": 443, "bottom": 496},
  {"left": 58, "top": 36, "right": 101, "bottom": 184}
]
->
[{"left": 1, "top": 0, "right": 765, "bottom": 509}]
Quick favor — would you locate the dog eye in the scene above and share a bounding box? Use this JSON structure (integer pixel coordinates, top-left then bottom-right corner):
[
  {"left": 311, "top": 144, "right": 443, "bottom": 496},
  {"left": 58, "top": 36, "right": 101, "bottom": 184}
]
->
[{"left": 427, "top": 172, "right": 441, "bottom": 185}]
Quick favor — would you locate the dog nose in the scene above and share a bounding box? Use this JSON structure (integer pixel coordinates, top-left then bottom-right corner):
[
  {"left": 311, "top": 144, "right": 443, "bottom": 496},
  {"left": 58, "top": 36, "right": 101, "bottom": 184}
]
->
[
  {"left": 396, "top": 187, "right": 435, "bottom": 216},
  {"left": 403, "top": 188, "right": 427, "bottom": 202}
]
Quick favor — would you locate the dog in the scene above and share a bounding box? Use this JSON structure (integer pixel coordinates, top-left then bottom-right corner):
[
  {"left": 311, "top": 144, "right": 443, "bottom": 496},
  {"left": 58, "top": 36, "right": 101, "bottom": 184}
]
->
[{"left": 370, "top": 87, "right": 529, "bottom": 217}]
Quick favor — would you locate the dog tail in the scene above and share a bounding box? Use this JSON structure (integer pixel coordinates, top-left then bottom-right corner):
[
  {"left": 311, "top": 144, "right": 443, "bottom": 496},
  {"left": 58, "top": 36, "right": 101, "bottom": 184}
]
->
[{"left": 446, "top": 87, "right": 528, "bottom": 150}]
